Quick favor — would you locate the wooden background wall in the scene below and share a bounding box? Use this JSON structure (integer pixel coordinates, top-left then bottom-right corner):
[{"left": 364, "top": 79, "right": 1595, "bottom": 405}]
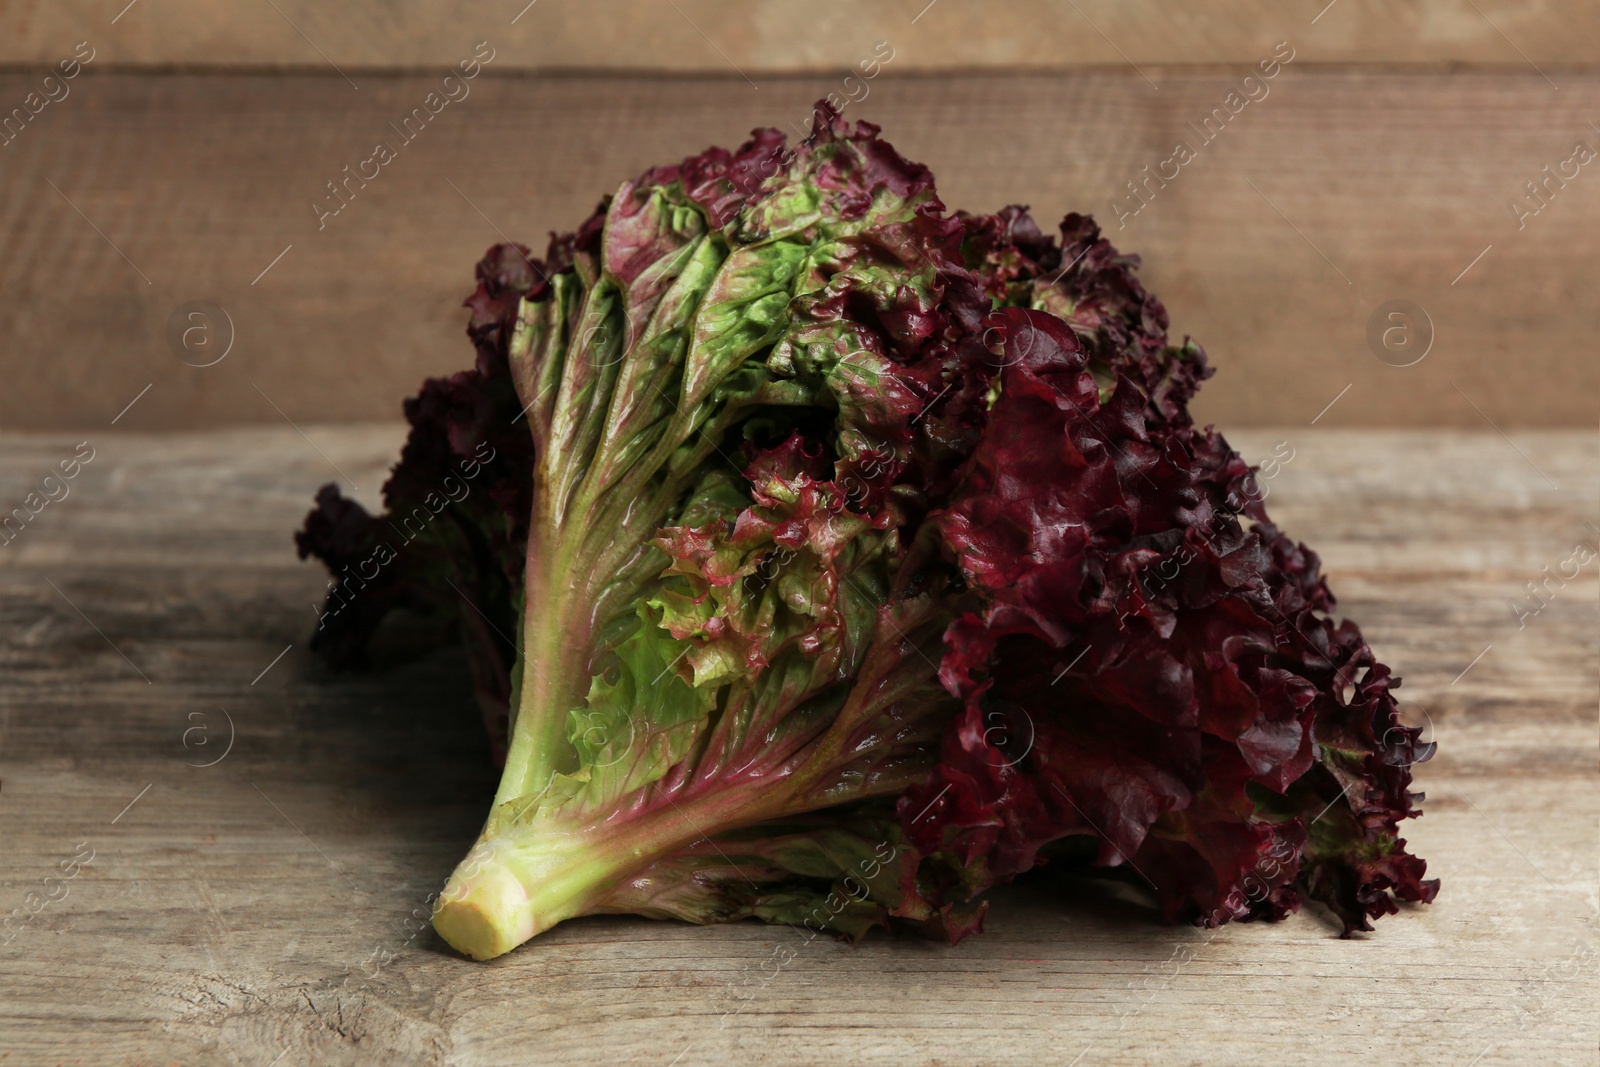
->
[{"left": 2, "top": 1, "right": 1597, "bottom": 430}]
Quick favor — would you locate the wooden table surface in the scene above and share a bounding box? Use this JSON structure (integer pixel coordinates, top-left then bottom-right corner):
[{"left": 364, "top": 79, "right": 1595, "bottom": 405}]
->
[{"left": 1, "top": 426, "right": 1595, "bottom": 1066}]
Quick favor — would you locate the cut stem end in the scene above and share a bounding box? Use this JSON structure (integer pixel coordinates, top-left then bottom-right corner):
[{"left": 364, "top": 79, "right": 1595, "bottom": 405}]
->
[{"left": 432, "top": 859, "right": 538, "bottom": 961}]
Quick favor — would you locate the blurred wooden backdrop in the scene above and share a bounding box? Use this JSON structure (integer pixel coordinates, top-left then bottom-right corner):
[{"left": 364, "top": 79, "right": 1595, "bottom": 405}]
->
[{"left": 2, "top": 1, "right": 1597, "bottom": 430}]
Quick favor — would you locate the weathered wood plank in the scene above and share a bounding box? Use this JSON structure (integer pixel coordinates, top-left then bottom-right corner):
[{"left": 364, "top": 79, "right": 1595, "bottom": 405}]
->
[
  {"left": 1, "top": 70, "right": 1597, "bottom": 433},
  {"left": 0, "top": 428, "right": 1595, "bottom": 1065},
  {"left": 3, "top": 1, "right": 1595, "bottom": 71}
]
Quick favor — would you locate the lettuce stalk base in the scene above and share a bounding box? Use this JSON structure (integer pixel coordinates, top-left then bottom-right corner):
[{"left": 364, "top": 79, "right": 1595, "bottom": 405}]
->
[{"left": 434, "top": 797, "right": 765, "bottom": 960}]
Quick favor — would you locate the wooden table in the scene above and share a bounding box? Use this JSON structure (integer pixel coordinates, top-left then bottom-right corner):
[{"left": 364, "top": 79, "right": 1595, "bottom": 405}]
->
[{"left": 1, "top": 426, "right": 1595, "bottom": 1066}]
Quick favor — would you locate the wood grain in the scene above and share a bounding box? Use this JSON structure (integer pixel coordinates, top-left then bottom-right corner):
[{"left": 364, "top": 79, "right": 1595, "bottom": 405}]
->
[
  {"left": 2, "top": 1, "right": 1596, "bottom": 72},
  {"left": 0, "top": 427, "right": 1595, "bottom": 1065},
  {"left": 2, "top": 68, "right": 1598, "bottom": 434}
]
